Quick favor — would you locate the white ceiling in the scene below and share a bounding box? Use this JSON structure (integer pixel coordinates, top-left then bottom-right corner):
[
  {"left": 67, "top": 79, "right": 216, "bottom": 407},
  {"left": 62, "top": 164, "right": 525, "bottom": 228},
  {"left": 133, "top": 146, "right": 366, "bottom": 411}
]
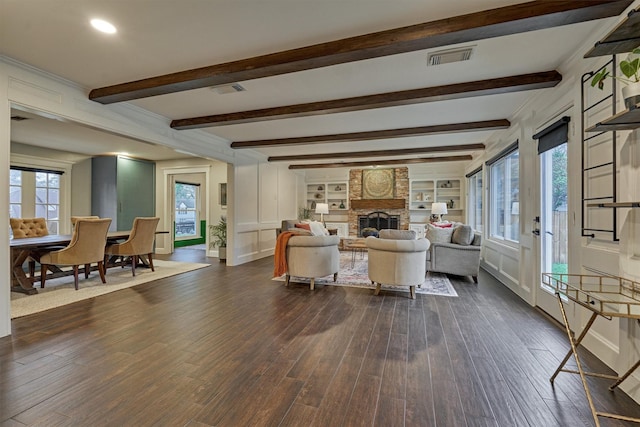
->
[{"left": 0, "top": 0, "right": 623, "bottom": 166}]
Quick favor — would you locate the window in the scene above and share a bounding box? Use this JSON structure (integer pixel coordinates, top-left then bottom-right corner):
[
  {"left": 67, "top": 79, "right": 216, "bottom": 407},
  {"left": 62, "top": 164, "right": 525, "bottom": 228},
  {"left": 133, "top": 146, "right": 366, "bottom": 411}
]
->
[
  {"left": 175, "top": 182, "right": 199, "bottom": 239},
  {"left": 488, "top": 146, "right": 519, "bottom": 243},
  {"left": 10, "top": 169, "right": 22, "bottom": 218},
  {"left": 467, "top": 168, "right": 483, "bottom": 233},
  {"left": 35, "top": 172, "right": 60, "bottom": 234}
]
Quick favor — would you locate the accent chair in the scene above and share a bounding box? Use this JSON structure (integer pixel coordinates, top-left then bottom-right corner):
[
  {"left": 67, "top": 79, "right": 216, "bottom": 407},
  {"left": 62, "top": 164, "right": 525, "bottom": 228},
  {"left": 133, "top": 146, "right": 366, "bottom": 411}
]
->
[
  {"left": 104, "top": 217, "right": 160, "bottom": 276},
  {"left": 40, "top": 218, "right": 112, "bottom": 290},
  {"left": 285, "top": 234, "right": 340, "bottom": 290},
  {"left": 366, "top": 232, "right": 430, "bottom": 299}
]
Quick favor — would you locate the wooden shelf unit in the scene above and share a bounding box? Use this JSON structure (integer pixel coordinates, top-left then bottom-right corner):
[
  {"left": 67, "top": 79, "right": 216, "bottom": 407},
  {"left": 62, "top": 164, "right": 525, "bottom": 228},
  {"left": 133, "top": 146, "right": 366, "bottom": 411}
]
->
[
  {"left": 584, "top": 8, "right": 640, "bottom": 58},
  {"left": 306, "top": 182, "right": 348, "bottom": 211}
]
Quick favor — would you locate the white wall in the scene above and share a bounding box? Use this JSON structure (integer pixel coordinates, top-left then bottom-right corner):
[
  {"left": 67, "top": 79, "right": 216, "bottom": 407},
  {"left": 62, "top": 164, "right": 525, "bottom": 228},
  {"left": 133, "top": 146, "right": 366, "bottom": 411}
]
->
[{"left": 227, "top": 159, "right": 303, "bottom": 266}]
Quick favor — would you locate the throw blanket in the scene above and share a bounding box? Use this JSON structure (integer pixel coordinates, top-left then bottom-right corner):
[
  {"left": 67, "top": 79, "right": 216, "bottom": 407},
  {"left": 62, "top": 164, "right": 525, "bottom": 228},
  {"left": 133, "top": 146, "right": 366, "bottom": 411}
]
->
[{"left": 273, "top": 231, "right": 295, "bottom": 277}]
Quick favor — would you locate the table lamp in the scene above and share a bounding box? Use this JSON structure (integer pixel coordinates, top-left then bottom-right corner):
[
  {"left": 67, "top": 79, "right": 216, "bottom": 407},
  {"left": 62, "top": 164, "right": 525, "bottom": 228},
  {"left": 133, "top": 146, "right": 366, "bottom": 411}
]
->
[
  {"left": 315, "top": 203, "right": 329, "bottom": 225},
  {"left": 431, "top": 202, "right": 448, "bottom": 222}
]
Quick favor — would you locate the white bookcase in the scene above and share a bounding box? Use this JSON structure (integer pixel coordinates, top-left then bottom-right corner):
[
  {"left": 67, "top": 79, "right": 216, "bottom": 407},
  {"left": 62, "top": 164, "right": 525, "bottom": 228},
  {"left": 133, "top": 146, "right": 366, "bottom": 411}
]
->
[
  {"left": 409, "top": 178, "right": 464, "bottom": 222},
  {"left": 306, "top": 182, "right": 349, "bottom": 211}
]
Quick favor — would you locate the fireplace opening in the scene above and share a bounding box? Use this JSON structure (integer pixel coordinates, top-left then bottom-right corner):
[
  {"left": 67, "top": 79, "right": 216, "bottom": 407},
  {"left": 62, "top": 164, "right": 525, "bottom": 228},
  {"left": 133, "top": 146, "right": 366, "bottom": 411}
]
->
[{"left": 358, "top": 211, "right": 400, "bottom": 236}]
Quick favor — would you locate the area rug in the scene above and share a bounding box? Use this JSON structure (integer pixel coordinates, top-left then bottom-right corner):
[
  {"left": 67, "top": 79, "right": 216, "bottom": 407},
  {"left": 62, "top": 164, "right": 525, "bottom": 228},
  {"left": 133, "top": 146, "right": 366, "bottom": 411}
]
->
[
  {"left": 11, "top": 260, "right": 210, "bottom": 319},
  {"left": 273, "top": 252, "right": 457, "bottom": 297}
]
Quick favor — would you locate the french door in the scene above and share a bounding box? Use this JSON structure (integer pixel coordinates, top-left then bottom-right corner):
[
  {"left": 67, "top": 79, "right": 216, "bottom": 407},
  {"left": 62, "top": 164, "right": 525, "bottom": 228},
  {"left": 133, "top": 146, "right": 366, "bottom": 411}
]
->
[
  {"left": 174, "top": 182, "right": 200, "bottom": 240},
  {"left": 536, "top": 140, "right": 570, "bottom": 321}
]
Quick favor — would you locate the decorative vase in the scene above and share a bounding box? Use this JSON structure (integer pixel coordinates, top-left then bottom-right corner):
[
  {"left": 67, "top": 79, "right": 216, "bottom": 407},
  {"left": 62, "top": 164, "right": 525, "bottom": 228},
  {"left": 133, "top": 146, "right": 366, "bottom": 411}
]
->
[
  {"left": 622, "top": 82, "right": 640, "bottom": 110},
  {"left": 339, "top": 200, "right": 345, "bottom": 209}
]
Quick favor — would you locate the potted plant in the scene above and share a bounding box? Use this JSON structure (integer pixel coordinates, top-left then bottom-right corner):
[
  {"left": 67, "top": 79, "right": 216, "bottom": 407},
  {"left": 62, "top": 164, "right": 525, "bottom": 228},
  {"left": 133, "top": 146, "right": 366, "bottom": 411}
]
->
[
  {"left": 591, "top": 48, "right": 640, "bottom": 109},
  {"left": 298, "top": 207, "right": 312, "bottom": 220},
  {"left": 209, "top": 216, "right": 227, "bottom": 261}
]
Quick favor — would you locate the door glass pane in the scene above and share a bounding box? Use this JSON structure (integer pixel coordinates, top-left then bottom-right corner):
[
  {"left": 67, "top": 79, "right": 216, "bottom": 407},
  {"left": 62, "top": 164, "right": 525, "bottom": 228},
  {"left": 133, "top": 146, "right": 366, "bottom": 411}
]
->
[
  {"left": 175, "top": 182, "right": 199, "bottom": 239},
  {"left": 541, "top": 143, "right": 568, "bottom": 293}
]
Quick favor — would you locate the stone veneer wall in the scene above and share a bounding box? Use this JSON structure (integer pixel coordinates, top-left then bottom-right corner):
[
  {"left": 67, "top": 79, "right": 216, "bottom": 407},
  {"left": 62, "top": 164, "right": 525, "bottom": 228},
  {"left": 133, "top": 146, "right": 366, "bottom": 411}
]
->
[{"left": 348, "top": 167, "right": 409, "bottom": 236}]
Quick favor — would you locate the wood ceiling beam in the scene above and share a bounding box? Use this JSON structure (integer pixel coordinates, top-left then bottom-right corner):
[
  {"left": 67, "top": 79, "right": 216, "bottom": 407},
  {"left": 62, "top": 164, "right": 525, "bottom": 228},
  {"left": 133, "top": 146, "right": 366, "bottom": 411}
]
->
[
  {"left": 231, "top": 120, "right": 508, "bottom": 148},
  {"left": 268, "top": 143, "right": 484, "bottom": 162},
  {"left": 288, "top": 155, "right": 473, "bottom": 170},
  {"left": 88, "top": 1, "right": 631, "bottom": 104},
  {"left": 171, "top": 71, "right": 560, "bottom": 129}
]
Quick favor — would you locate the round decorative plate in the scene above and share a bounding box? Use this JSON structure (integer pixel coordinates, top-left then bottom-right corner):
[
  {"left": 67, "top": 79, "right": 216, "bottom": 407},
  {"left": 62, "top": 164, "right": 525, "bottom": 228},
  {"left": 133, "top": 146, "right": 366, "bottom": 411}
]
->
[{"left": 362, "top": 169, "right": 394, "bottom": 199}]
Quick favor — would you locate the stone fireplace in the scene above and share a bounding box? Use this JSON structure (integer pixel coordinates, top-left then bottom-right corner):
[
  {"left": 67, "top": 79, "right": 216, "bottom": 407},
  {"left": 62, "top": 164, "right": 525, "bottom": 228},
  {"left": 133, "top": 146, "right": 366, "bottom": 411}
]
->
[
  {"left": 348, "top": 167, "right": 409, "bottom": 236},
  {"left": 358, "top": 211, "right": 400, "bottom": 235}
]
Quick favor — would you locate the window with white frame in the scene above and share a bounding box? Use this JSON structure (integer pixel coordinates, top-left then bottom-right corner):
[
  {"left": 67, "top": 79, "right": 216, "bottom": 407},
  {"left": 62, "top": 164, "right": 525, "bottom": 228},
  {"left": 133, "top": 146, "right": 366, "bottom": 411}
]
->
[
  {"left": 10, "top": 167, "right": 63, "bottom": 235},
  {"left": 467, "top": 168, "right": 483, "bottom": 233},
  {"left": 488, "top": 143, "right": 519, "bottom": 243},
  {"left": 35, "top": 171, "right": 60, "bottom": 234},
  {"left": 9, "top": 169, "right": 22, "bottom": 219}
]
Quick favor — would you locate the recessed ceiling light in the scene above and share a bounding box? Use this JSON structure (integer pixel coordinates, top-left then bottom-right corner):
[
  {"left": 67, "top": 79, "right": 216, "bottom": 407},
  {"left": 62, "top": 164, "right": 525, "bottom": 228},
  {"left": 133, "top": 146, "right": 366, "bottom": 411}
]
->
[{"left": 91, "top": 19, "right": 117, "bottom": 34}]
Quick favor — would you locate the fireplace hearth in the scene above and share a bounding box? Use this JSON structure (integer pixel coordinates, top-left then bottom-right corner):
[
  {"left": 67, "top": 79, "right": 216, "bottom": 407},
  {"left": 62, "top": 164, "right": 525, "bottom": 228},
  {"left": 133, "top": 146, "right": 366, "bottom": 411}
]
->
[{"left": 358, "top": 211, "right": 400, "bottom": 236}]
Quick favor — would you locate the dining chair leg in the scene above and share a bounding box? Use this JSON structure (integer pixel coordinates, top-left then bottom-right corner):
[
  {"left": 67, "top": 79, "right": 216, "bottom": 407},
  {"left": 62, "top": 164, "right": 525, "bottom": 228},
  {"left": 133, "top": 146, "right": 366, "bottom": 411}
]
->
[
  {"left": 131, "top": 255, "right": 137, "bottom": 276},
  {"left": 147, "top": 253, "right": 155, "bottom": 272},
  {"left": 310, "top": 278, "right": 315, "bottom": 290},
  {"left": 84, "top": 263, "right": 90, "bottom": 279},
  {"left": 410, "top": 285, "right": 416, "bottom": 299},
  {"left": 40, "top": 264, "right": 48, "bottom": 288},
  {"left": 98, "top": 261, "right": 106, "bottom": 283},
  {"left": 28, "top": 260, "right": 36, "bottom": 282},
  {"left": 72, "top": 265, "right": 79, "bottom": 290}
]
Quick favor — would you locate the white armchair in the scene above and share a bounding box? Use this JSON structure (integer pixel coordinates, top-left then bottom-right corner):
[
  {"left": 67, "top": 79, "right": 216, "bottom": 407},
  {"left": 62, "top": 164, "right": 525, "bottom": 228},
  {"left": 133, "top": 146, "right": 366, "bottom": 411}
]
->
[
  {"left": 366, "top": 233, "right": 430, "bottom": 299},
  {"left": 285, "top": 234, "right": 340, "bottom": 290}
]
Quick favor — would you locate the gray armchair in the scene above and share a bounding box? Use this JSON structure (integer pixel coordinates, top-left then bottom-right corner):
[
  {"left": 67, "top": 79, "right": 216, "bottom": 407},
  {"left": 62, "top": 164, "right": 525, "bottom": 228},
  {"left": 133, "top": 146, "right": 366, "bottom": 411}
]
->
[
  {"left": 285, "top": 234, "right": 340, "bottom": 290},
  {"left": 366, "top": 231, "right": 430, "bottom": 299},
  {"left": 426, "top": 224, "right": 481, "bottom": 283}
]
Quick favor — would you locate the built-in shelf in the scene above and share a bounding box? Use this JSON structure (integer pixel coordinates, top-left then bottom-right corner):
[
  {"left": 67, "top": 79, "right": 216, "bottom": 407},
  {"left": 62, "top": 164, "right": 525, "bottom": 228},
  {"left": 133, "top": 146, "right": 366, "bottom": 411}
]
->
[
  {"left": 584, "top": 9, "right": 640, "bottom": 58},
  {"left": 585, "top": 104, "right": 640, "bottom": 132},
  {"left": 587, "top": 202, "right": 640, "bottom": 208}
]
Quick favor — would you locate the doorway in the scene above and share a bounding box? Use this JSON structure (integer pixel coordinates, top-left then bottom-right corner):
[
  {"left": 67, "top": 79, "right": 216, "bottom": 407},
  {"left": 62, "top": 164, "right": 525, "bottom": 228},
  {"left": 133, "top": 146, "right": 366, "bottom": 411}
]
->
[
  {"left": 168, "top": 172, "right": 208, "bottom": 249},
  {"left": 174, "top": 181, "right": 200, "bottom": 241},
  {"left": 534, "top": 115, "right": 571, "bottom": 323}
]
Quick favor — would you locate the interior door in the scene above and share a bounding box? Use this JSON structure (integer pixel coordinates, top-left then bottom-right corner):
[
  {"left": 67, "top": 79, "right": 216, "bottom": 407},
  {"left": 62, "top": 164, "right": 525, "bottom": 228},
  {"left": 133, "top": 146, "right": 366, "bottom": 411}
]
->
[{"left": 535, "top": 122, "right": 571, "bottom": 323}]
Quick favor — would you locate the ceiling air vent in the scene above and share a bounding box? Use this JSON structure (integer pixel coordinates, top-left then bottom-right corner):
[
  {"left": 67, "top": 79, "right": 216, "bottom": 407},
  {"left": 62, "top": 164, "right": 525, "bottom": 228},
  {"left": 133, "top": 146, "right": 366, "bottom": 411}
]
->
[
  {"left": 10, "top": 115, "right": 30, "bottom": 121},
  {"left": 427, "top": 46, "right": 475, "bottom": 66},
  {"left": 210, "top": 83, "right": 246, "bottom": 94}
]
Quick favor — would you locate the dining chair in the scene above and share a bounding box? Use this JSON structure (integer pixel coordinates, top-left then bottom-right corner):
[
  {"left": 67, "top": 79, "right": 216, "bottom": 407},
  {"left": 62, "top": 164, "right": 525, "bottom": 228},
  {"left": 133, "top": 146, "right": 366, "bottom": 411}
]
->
[
  {"left": 71, "top": 215, "right": 99, "bottom": 229},
  {"left": 10, "top": 217, "right": 53, "bottom": 279},
  {"left": 40, "top": 218, "right": 112, "bottom": 290},
  {"left": 104, "top": 217, "right": 160, "bottom": 276}
]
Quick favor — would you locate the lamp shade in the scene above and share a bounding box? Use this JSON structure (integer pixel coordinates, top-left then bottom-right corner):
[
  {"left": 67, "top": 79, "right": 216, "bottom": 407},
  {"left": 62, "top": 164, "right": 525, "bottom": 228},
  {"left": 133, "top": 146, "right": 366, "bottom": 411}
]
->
[
  {"left": 431, "top": 202, "right": 448, "bottom": 215},
  {"left": 315, "top": 203, "right": 329, "bottom": 215}
]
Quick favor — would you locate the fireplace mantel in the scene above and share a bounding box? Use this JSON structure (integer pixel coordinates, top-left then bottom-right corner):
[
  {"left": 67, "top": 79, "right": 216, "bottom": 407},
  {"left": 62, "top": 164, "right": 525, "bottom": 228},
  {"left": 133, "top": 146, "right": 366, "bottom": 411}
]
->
[{"left": 350, "top": 199, "right": 405, "bottom": 209}]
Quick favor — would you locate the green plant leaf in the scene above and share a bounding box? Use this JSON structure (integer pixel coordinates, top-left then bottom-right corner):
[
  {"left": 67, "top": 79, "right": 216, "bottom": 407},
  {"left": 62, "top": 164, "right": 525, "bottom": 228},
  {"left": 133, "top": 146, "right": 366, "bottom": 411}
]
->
[
  {"left": 620, "top": 58, "right": 640, "bottom": 79},
  {"left": 591, "top": 69, "right": 609, "bottom": 89}
]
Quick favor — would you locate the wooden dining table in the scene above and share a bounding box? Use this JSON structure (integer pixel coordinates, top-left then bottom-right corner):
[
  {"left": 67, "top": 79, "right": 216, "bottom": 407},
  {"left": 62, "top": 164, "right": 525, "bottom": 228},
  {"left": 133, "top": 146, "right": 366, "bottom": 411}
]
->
[{"left": 10, "top": 231, "right": 133, "bottom": 295}]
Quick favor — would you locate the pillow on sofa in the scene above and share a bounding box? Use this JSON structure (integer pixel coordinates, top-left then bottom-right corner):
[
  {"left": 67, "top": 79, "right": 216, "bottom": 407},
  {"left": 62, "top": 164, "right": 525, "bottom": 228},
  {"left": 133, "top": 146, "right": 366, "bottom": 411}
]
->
[
  {"left": 308, "top": 221, "right": 329, "bottom": 236},
  {"left": 451, "top": 225, "right": 474, "bottom": 246},
  {"left": 295, "top": 223, "right": 311, "bottom": 231},
  {"left": 426, "top": 224, "right": 455, "bottom": 244}
]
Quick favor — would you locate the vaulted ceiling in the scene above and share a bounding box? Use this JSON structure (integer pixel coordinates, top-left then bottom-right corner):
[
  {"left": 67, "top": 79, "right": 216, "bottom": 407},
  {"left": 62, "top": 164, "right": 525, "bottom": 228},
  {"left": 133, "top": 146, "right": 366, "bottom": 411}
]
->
[{"left": 0, "top": 1, "right": 633, "bottom": 166}]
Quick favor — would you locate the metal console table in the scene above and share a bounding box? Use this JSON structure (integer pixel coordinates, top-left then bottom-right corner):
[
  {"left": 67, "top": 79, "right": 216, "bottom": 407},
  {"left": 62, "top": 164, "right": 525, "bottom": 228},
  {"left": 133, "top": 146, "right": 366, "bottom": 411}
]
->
[{"left": 542, "top": 273, "right": 640, "bottom": 426}]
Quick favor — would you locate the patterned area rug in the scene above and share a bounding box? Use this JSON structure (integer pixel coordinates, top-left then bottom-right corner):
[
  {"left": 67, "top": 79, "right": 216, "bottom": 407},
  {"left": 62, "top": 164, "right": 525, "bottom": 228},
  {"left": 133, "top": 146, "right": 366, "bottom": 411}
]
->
[
  {"left": 274, "top": 251, "right": 457, "bottom": 297},
  {"left": 11, "top": 260, "right": 210, "bottom": 319}
]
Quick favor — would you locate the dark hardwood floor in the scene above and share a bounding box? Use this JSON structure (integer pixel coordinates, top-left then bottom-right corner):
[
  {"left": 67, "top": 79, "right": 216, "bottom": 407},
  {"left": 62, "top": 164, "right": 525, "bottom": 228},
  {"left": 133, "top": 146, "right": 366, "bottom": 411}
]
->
[{"left": 2, "top": 248, "right": 640, "bottom": 426}]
